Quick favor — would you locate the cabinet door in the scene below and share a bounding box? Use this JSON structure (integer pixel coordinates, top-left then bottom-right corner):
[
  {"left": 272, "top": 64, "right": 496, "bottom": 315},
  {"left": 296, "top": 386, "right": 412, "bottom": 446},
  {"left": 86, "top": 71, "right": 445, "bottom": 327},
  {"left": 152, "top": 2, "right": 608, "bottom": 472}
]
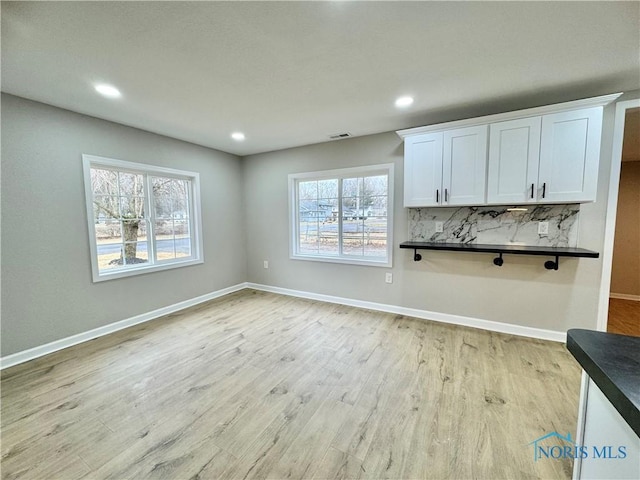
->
[
  {"left": 442, "top": 125, "right": 488, "bottom": 205},
  {"left": 578, "top": 379, "right": 640, "bottom": 479},
  {"left": 487, "top": 117, "right": 541, "bottom": 204},
  {"left": 539, "top": 107, "right": 603, "bottom": 203},
  {"left": 403, "top": 132, "right": 443, "bottom": 207}
]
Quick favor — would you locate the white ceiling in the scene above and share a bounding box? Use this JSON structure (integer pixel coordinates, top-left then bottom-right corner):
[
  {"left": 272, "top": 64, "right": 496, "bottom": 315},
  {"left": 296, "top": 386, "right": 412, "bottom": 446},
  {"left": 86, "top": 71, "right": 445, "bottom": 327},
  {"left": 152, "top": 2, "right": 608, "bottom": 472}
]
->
[{"left": 2, "top": 1, "right": 639, "bottom": 156}]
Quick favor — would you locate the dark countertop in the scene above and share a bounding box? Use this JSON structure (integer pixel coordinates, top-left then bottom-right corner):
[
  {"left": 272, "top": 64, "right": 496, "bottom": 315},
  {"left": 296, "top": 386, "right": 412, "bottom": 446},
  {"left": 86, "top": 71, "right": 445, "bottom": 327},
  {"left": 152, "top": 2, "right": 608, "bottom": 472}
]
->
[
  {"left": 399, "top": 241, "right": 599, "bottom": 258},
  {"left": 566, "top": 329, "right": 640, "bottom": 437}
]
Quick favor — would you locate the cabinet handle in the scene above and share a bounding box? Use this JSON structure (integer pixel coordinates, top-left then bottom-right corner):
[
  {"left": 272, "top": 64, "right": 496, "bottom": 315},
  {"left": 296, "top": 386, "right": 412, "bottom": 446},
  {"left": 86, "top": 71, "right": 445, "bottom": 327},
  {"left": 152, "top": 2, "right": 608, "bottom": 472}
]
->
[
  {"left": 542, "top": 182, "right": 546, "bottom": 198},
  {"left": 445, "top": 188, "right": 448, "bottom": 202},
  {"left": 530, "top": 183, "right": 534, "bottom": 199}
]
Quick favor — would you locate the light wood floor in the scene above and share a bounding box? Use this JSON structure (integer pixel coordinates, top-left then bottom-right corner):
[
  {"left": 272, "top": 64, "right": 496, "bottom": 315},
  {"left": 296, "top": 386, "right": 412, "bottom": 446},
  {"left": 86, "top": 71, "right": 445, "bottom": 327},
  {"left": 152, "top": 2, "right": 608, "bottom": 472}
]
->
[
  {"left": 1, "top": 290, "right": 581, "bottom": 480},
  {"left": 607, "top": 298, "right": 640, "bottom": 337}
]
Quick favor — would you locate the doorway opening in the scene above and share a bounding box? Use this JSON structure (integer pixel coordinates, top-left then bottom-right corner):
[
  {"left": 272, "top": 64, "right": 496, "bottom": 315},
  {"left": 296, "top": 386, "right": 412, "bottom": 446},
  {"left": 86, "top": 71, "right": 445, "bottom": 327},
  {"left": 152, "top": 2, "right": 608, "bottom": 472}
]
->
[
  {"left": 598, "top": 100, "right": 640, "bottom": 335},
  {"left": 608, "top": 107, "right": 640, "bottom": 336}
]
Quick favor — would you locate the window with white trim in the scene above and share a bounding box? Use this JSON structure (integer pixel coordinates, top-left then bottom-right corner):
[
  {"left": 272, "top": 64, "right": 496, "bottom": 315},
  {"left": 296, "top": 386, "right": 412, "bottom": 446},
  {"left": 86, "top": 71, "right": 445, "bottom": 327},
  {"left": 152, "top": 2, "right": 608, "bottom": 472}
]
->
[
  {"left": 82, "top": 155, "right": 203, "bottom": 282},
  {"left": 289, "top": 164, "right": 393, "bottom": 267}
]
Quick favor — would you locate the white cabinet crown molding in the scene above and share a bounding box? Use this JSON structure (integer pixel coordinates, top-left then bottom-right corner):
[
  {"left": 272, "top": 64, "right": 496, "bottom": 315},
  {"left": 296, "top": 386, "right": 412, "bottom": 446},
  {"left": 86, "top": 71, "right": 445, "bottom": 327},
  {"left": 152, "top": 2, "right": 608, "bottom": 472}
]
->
[{"left": 396, "top": 92, "right": 622, "bottom": 139}]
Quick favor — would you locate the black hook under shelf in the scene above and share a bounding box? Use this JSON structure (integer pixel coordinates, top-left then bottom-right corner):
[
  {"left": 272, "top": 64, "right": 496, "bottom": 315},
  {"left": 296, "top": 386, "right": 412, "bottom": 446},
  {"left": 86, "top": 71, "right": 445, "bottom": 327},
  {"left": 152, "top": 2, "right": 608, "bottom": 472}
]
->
[
  {"left": 493, "top": 253, "right": 504, "bottom": 267},
  {"left": 544, "top": 255, "right": 560, "bottom": 271}
]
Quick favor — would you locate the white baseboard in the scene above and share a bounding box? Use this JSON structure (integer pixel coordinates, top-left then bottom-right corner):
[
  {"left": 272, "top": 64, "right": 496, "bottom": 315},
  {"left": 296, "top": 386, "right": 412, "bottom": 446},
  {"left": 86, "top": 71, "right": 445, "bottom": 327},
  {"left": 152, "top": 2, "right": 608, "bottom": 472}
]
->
[
  {"left": 610, "top": 293, "right": 640, "bottom": 302},
  {"left": 246, "top": 283, "right": 566, "bottom": 343},
  {"left": 0, "top": 283, "right": 248, "bottom": 370},
  {"left": 1, "top": 280, "right": 567, "bottom": 370}
]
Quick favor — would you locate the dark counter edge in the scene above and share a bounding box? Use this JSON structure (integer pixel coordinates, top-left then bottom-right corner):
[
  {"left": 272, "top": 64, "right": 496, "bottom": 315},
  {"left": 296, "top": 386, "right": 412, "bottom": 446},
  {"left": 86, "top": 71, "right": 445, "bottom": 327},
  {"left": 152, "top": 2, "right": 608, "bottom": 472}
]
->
[
  {"left": 399, "top": 242, "right": 599, "bottom": 258},
  {"left": 567, "top": 329, "right": 640, "bottom": 437}
]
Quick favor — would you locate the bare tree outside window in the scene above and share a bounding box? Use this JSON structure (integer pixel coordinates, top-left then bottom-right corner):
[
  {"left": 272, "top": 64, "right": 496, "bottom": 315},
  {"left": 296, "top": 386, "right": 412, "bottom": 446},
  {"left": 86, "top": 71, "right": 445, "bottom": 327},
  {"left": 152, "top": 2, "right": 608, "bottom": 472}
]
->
[
  {"left": 91, "top": 168, "right": 148, "bottom": 267},
  {"left": 85, "top": 156, "right": 202, "bottom": 280}
]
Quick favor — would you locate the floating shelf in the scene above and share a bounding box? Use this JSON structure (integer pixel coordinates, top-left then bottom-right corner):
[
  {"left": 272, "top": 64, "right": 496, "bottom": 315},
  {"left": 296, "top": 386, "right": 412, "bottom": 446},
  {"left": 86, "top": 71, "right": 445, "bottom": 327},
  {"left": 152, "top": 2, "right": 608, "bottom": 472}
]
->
[{"left": 399, "top": 241, "right": 599, "bottom": 270}]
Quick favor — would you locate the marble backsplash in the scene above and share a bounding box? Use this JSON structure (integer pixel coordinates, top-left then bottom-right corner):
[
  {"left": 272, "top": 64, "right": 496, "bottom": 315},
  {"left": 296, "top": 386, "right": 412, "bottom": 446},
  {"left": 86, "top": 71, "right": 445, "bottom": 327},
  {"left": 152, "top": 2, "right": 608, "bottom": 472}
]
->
[{"left": 408, "top": 204, "right": 580, "bottom": 247}]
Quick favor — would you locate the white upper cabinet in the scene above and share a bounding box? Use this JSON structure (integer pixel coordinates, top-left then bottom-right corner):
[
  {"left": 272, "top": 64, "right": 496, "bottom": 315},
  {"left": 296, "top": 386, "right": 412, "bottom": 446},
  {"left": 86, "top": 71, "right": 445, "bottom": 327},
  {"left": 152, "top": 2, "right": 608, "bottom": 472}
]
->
[
  {"left": 538, "top": 107, "right": 603, "bottom": 203},
  {"left": 487, "top": 117, "right": 542, "bottom": 204},
  {"left": 403, "top": 126, "right": 487, "bottom": 207},
  {"left": 488, "top": 107, "right": 603, "bottom": 204},
  {"left": 442, "top": 125, "right": 488, "bottom": 205},
  {"left": 403, "top": 132, "right": 443, "bottom": 207},
  {"left": 398, "top": 93, "right": 618, "bottom": 208}
]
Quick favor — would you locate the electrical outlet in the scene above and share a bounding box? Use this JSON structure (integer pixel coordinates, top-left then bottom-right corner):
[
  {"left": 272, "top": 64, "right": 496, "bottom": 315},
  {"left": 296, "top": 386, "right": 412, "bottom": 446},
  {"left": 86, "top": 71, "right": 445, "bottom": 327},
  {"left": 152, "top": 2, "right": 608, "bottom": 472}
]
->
[
  {"left": 263, "top": 260, "right": 269, "bottom": 269},
  {"left": 385, "top": 272, "right": 393, "bottom": 284},
  {"left": 435, "top": 221, "right": 444, "bottom": 233},
  {"left": 538, "top": 222, "right": 549, "bottom": 236}
]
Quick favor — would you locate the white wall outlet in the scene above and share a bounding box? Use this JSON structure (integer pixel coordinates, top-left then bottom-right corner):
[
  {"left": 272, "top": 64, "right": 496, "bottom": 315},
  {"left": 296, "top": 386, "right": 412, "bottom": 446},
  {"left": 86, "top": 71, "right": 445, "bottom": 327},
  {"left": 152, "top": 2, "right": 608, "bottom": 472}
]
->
[
  {"left": 538, "top": 222, "right": 549, "bottom": 236},
  {"left": 263, "top": 260, "right": 269, "bottom": 269},
  {"left": 385, "top": 272, "right": 393, "bottom": 284},
  {"left": 435, "top": 221, "right": 444, "bottom": 233}
]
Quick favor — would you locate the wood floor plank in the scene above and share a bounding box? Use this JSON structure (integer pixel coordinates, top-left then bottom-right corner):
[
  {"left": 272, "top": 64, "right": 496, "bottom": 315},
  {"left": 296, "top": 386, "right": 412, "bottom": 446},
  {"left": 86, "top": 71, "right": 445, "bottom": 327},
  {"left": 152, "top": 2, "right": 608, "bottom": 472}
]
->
[
  {"left": 265, "top": 398, "right": 354, "bottom": 480},
  {"left": 607, "top": 298, "right": 640, "bottom": 337},
  {"left": 218, "top": 370, "right": 338, "bottom": 479},
  {"left": 211, "top": 347, "right": 336, "bottom": 458},
  {"left": 359, "top": 371, "right": 423, "bottom": 479},
  {"left": 80, "top": 421, "right": 237, "bottom": 480},
  {"left": 1, "top": 289, "right": 581, "bottom": 480},
  {"left": 312, "top": 447, "right": 364, "bottom": 480}
]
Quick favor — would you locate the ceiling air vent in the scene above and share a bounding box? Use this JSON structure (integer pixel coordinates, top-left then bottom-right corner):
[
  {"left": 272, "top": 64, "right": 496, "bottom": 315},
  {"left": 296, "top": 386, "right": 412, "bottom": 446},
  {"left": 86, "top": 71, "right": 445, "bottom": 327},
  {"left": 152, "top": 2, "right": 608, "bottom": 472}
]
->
[{"left": 328, "top": 132, "right": 352, "bottom": 140}]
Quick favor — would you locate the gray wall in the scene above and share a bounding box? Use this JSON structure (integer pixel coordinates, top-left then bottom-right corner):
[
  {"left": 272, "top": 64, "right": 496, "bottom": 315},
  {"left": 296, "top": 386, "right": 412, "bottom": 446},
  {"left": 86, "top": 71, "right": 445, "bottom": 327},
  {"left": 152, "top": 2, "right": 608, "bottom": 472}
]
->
[
  {"left": 3, "top": 90, "right": 638, "bottom": 357},
  {"left": 243, "top": 92, "right": 639, "bottom": 333},
  {"left": 1, "top": 94, "right": 247, "bottom": 356}
]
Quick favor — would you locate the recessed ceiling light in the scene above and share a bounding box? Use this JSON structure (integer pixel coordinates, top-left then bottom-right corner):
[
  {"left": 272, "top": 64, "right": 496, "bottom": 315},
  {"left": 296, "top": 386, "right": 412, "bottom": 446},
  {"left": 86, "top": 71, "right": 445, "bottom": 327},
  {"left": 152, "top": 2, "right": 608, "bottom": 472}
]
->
[
  {"left": 395, "top": 96, "right": 414, "bottom": 108},
  {"left": 231, "top": 132, "right": 245, "bottom": 141},
  {"left": 94, "top": 84, "right": 121, "bottom": 99}
]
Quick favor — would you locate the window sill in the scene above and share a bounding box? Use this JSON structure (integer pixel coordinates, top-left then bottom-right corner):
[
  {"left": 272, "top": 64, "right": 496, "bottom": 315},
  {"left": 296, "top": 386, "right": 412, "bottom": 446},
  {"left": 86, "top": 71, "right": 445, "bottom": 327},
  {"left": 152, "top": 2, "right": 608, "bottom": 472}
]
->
[
  {"left": 92, "top": 258, "right": 204, "bottom": 282},
  {"left": 290, "top": 253, "right": 391, "bottom": 268}
]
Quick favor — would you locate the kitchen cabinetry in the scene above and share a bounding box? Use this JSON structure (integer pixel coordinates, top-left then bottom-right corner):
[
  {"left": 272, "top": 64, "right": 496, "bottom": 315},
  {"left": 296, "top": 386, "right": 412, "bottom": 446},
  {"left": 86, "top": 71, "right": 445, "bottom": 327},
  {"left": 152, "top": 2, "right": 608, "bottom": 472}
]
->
[
  {"left": 538, "top": 107, "right": 602, "bottom": 203},
  {"left": 566, "top": 329, "right": 639, "bottom": 480},
  {"left": 487, "top": 116, "right": 541, "bottom": 204},
  {"left": 488, "top": 108, "right": 603, "bottom": 204},
  {"left": 443, "top": 125, "right": 487, "bottom": 205},
  {"left": 398, "top": 94, "right": 619, "bottom": 208},
  {"left": 403, "top": 126, "right": 487, "bottom": 207},
  {"left": 403, "top": 132, "right": 442, "bottom": 207},
  {"left": 578, "top": 379, "right": 639, "bottom": 480}
]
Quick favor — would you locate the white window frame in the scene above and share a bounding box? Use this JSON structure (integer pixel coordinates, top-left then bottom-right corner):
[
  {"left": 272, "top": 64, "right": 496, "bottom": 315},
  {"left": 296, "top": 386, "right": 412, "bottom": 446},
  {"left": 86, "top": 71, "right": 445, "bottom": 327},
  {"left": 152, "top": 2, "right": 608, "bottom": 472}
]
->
[
  {"left": 289, "top": 163, "right": 394, "bottom": 268},
  {"left": 82, "top": 154, "right": 204, "bottom": 282}
]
